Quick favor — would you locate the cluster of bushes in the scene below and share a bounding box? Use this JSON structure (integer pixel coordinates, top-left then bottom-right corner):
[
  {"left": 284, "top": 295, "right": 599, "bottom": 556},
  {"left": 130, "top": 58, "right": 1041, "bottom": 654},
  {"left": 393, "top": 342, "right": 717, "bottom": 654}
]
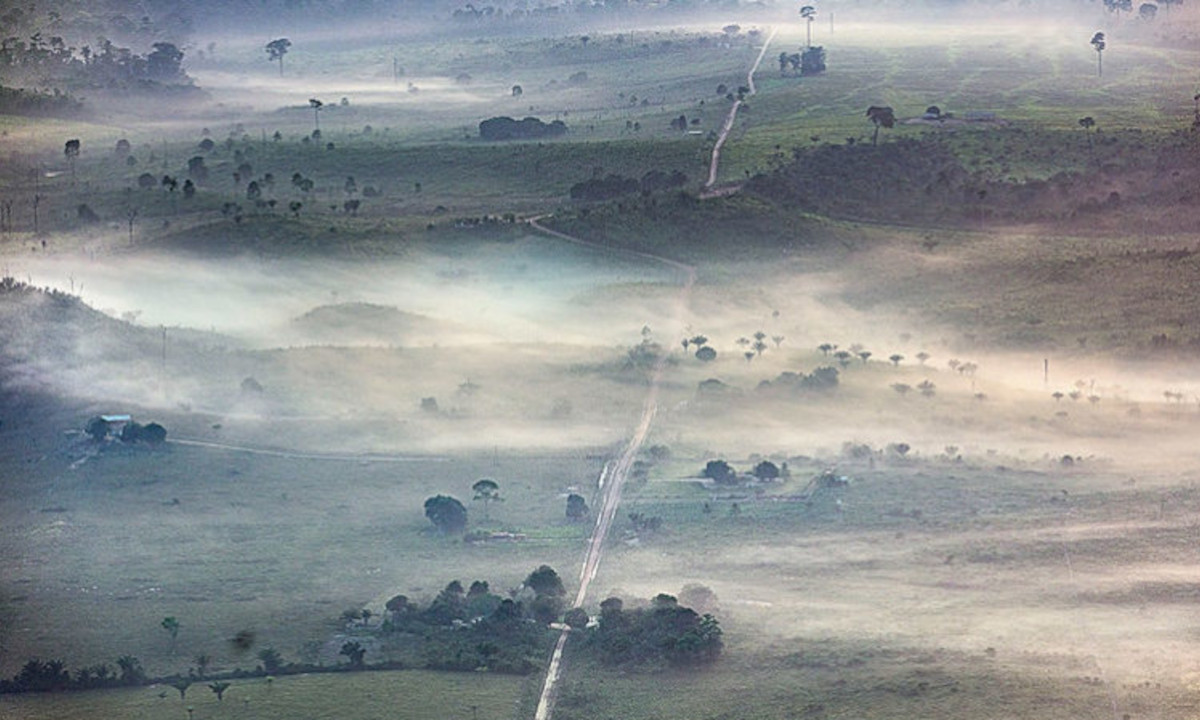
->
[
  {"left": 701, "top": 458, "right": 789, "bottom": 485},
  {"left": 383, "top": 566, "right": 566, "bottom": 674},
  {"left": 570, "top": 169, "right": 688, "bottom": 202},
  {"left": 756, "top": 366, "right": 839, "bottom": 393},
  {"left": 478, "top": 116, "right": 567, "bottom": 141},
  {"left": 585, "top": 594, "right": 722, "bottom": 668},
  {"left": 84, "top": 417, "right": 167, "bottom": 444}
]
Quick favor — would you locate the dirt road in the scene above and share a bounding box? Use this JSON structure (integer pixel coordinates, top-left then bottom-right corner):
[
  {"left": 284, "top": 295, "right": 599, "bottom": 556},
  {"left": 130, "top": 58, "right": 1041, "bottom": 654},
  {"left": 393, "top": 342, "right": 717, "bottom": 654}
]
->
[
  {"left": 703, "top": 28, "right": 777, "bottom": 190},
  {"left": 527, "top": 225, "right": 695, "bottom": 720}
]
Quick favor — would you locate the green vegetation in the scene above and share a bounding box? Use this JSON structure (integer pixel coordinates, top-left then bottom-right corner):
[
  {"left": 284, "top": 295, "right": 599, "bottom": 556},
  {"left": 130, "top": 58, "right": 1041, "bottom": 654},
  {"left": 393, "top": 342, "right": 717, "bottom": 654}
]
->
[{"left": 4, "top": 9, "right": 1200, "bottom": 720}]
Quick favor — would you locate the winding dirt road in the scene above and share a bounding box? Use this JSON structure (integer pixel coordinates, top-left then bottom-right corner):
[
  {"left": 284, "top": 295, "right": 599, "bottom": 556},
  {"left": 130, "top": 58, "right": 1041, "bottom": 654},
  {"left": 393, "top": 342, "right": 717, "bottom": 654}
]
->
[{"left": 704, "top": 28, "right": 778, "bottom": 190}]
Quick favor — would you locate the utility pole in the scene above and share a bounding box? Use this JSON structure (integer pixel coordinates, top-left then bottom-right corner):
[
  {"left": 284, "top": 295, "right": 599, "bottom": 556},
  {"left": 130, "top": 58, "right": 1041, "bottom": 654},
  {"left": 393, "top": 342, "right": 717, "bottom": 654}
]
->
[{"left": 161, "top": 325, "right": 168, "bottom": 398}]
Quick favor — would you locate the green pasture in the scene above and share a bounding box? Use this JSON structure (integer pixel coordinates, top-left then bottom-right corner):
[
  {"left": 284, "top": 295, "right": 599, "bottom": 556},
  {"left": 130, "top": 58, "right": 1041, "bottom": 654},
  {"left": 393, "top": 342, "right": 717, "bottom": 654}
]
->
[
  {"left": 0, "top": 668, "right": 536, "bottom": 720},
  {"left": 0, "top": 443, "right": 597, "bottom": 678}
]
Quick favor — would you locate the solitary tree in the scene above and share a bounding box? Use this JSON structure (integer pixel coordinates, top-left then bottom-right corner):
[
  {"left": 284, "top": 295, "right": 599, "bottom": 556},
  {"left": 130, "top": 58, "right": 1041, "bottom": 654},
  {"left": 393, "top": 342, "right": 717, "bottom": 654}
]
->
[
  {"left": 424, "top": 495, "right": 468, "bottom": 534},
  {"left": 866, "top": 106, "right": 896, "bottom": 146},
  {"left": 1078, "top": 116, "right": 1096, "bottom": 148},
  {"left": 1139, "top": 2, "right": 1157, "bottom": 20},
  {"left": 265, "top": 38, "right": 291, "bottom": 76},
  {"left": 309, "top": 98, "right": 323, "bottom": 131},
  {"left": 524, "top": 565, "right": 566, "bottom": 597},
  {"left": 702, "top": 459, "right": 737, "bottom": 484},
  {"left": 752, "top": 460, "right": 780, "bottom": 481},
  {"left": 1090, "top": 32, "right": 1106, "bottom": 77},
  {"left": 800, "top": 5, "right": 816, "bottom": 47},
  {"left": 171, "top": 678, "right": 191, "bottom": 699},
  {"left": 208, "top": 681, "right": 231, "bottom": 701},
  {"left": 471, "top": 478, "right": 502, "bottom": 521},
  {"left": 64, "top": 139, "right": 80, "bottom": 183},
  {"left": 161, "top": 616, "right": 180, "bottom": 651},
  {"left": 566, "top": 493, "right": 589, "bottom": 521}
]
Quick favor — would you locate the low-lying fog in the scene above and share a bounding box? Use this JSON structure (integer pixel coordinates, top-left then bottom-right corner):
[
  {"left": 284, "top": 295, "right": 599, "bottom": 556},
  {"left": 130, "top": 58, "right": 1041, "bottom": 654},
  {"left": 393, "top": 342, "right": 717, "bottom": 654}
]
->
[
  {"left": 9, "top": 231, "right": 1200, "bottom": 470},
  {"left": 7, "top": 234, "right": 673, "bottom": 347}
]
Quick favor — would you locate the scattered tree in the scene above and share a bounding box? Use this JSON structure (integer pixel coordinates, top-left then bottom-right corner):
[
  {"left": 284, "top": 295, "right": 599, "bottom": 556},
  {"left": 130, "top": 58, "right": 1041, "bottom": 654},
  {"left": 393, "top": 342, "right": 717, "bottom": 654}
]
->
[
  {"left": 170, "top": 678, "right": 191, "bottom": 699},
  {"left": 64, "top": 139, "right": 80, "bottom": 183},
  {"left": 1090, "top": 32, "right": 1106, "bottom": 77},
  {"left": 752, "top": 460, "right": 780, "bottom": 481},
  {"left": 208, "top": 681, "right": 231, "bottom": 701},
  {"left": 309, "top": 98, "right": 323, "bottom": 131},
  {"left": 566, "top": 493, "right": 590, "bottom": 521},
  {"left": 424, "top": 495, "right": 468, "bottom": 534},
  {"left": 800, "top": 5, "right": 816, "bottom": 47},
  {"left": 866, "top": 106, "right": 896, "bottom": 146},
  {"left": 702, "top": 459, "right": 737, "bottom": 484},
  {"left": 161, "top": 616, "right": 180, "bottom": 650},
  {"left": 1078, "top": 116, "right": 1096, "bottom": 149},
  {"left": 524, "top": 565, "right": 566, "bottom": 598},
  {"left": 265, "top": 38, "right": 291, "bottom": 76},
  {"left": 472, "top": 478, "right": 502, "bottom": 521}
]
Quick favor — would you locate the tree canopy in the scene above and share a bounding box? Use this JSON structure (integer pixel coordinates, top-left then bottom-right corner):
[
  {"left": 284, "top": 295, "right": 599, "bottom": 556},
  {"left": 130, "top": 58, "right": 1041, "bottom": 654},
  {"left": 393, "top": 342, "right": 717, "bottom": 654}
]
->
[{"left": 424, "top": 495, "right": 468, "bottom": 534}]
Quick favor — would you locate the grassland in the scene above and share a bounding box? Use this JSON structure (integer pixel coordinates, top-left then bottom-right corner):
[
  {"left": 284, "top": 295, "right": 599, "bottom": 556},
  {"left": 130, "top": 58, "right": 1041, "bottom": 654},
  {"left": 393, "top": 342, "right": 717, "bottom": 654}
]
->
[
  {"left": 0, "top": 668, "right": 537, "bottom": 720},
  {"left": 4, "top": 8, "right": 1200, "bottom": 720}
]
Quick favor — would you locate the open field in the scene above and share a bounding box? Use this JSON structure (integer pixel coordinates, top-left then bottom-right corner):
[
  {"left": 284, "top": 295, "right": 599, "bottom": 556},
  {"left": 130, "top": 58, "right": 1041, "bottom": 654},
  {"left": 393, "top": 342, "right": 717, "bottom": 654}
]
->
[
  {"left": 4, "top": 5, "right": 1200, "bottom": 720},
  {"left": 0, "top": 668, "right": 536, "bottom": 720}
]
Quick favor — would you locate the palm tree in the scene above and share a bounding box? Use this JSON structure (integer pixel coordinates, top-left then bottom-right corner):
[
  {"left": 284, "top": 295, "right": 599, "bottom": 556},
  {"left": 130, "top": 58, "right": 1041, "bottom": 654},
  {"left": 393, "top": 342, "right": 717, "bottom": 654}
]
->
[
  {"left": 209, "top": 681, "right": 231, "bottom": 701},
  {"left": 309, "top": 98, "right": 323, "bottom": 132},
  {"left": 265, "top": 38, "right": 291, "bottom": 76},
  {"left": 800, "top": 6, "right": 816, "bottom": 47},
  {"left": 1078, "top": 116, "right": 1096, "bottom": 149},
  {"left": 1090, "top": 32, "right": 1106, "bottom": 77},
  {"left": 865, "top": 106, "right": 896, "bottom": 146}
]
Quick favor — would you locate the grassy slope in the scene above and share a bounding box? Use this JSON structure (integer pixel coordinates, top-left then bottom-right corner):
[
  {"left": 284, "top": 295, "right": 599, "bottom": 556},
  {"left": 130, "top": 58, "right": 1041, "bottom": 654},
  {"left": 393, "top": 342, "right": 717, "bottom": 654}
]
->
[{"left": 4, "top": 15, "right": 1200, "bottom": 720}]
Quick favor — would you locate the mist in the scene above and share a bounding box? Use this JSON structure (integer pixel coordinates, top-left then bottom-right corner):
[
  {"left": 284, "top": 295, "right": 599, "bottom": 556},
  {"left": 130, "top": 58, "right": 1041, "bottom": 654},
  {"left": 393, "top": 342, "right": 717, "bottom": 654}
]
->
[{"left": 4, "top": 1, "right": 1200, "bottom": 718}]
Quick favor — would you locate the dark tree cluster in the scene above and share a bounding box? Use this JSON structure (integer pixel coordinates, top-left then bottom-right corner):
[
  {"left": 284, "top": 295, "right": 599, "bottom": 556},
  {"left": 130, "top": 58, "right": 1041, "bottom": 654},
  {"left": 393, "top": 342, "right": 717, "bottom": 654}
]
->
[
  {"left": 84, "top": 417, "right": 167, "bottom": 445},
  {"left": 0, "top": 35, "right": 195, "bottom": 96},
  {"left": 478, "top": 116, "right": 567, "bottom": 141},
  {"left": 383, "top": 566, "right": 566, "bottom": 674},
  {"left": 586, "top": 594, "right": 722, "bottom": 668},
  {"left": 701, "top": 458, "right": 788, "bottom": 485},
  {"left": 568, "top": 170, "right": 691, "bottom": 201},
  {"left": 424, "top": 495, "right": 468, "bottom": 533},
  {"left": 1, "top": 655, "right": 145, "bottom": 694},
  {"left": 756, "top": 366, "right": 840, "bottom": 393}
]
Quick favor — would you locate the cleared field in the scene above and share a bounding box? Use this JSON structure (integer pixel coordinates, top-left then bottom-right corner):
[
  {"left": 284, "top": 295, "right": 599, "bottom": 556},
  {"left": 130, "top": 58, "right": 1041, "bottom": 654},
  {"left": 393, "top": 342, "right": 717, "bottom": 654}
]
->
[
  {"left": 0, "top": 668, "right": 536, "bottom": 720},
  {"left": 4, "top": 9, "right": 1200, "bottom": 720}
]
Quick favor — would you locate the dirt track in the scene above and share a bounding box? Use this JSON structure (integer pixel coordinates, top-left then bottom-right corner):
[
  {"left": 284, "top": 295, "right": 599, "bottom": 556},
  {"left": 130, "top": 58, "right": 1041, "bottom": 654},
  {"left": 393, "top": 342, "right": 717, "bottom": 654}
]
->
[
  {"left": 527, "top": 222, "right": 695, "bottom": 720},
  {"left": 703, "top": 28, "right": 777, "bottom": 190}
]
